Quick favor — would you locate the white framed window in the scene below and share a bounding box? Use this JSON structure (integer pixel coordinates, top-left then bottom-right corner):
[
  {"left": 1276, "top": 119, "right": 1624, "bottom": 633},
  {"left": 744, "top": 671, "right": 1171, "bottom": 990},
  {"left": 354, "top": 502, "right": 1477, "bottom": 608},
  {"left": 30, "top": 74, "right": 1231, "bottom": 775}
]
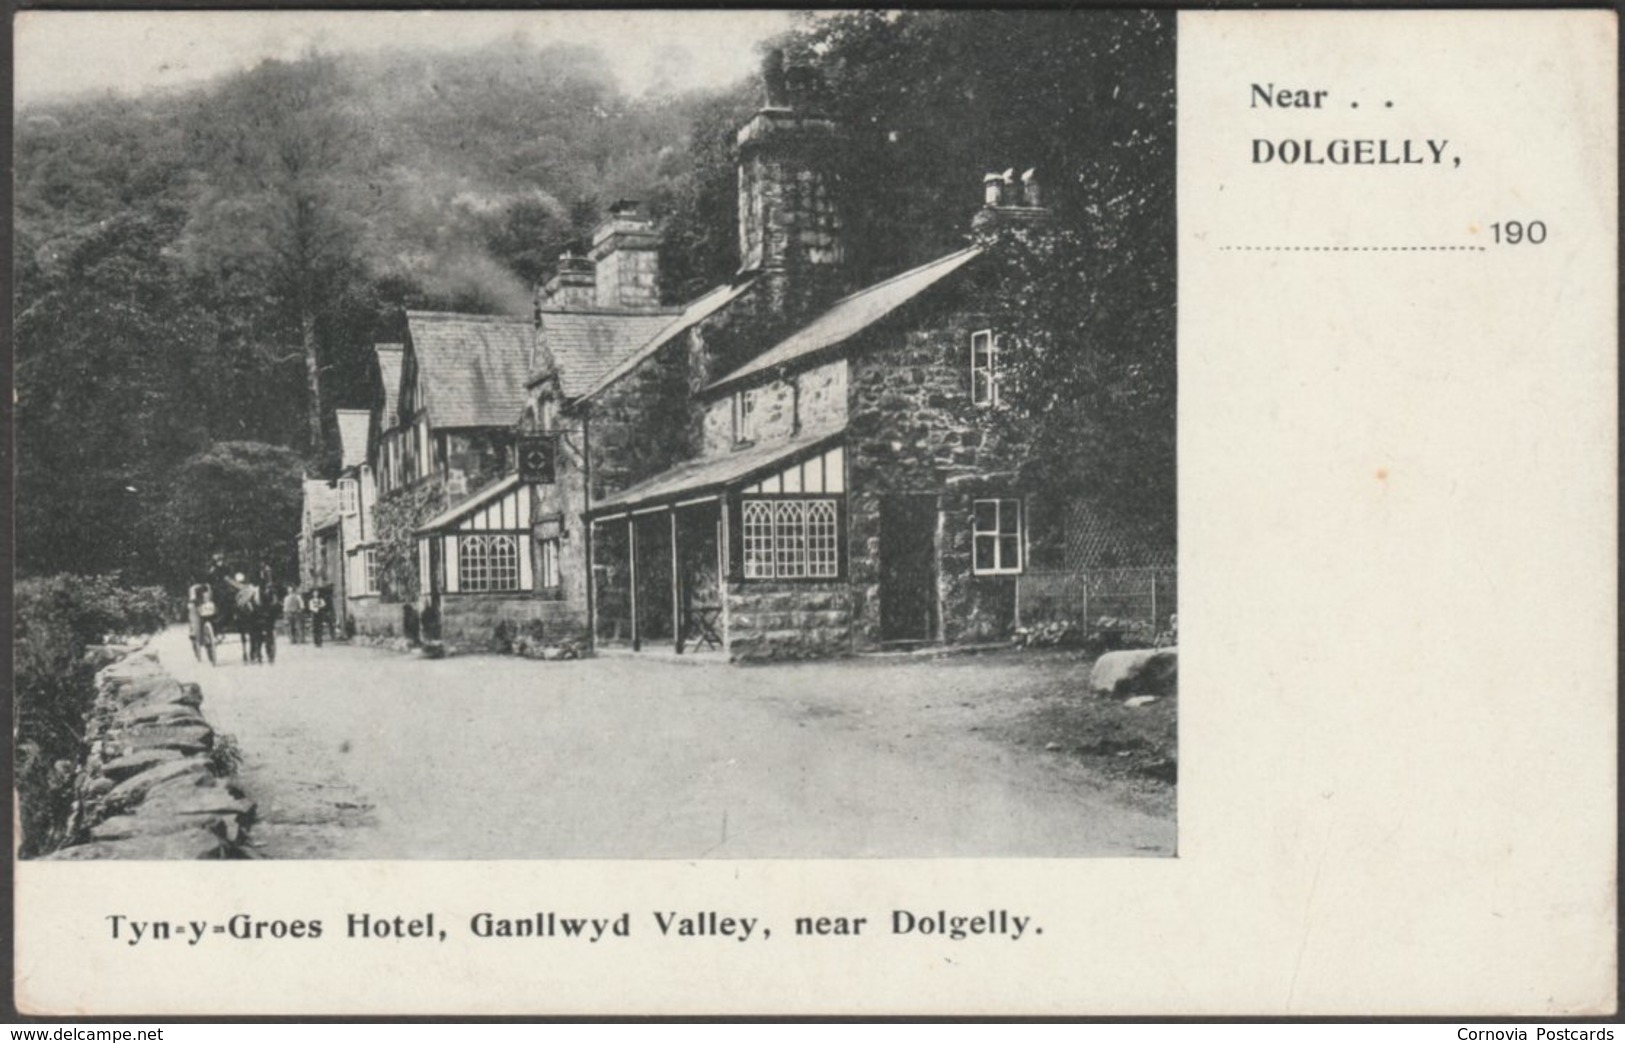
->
[
  {"left": 971, "top": 329, "right": 1002, "bottom": 407},
  {"left": 972, "top": 499, "right": 1023, "bottom": 575},
  {"left": 732, "top": 388, "right": 758, "bottom": 445},
  {"left": 363, "top": 547, "right": 379, "bottom": 594},
  {"left": 339, "top": 479, "right": 358, "bottom": 515},
  {"left": 458, "top": 534, "right": 520, "bottom": 592},
  {"left": 742, "top": 498, "right": 840, "bottom": 580},
  {"left": 538, "top": 536, "right": 562, "bottom": 590}
]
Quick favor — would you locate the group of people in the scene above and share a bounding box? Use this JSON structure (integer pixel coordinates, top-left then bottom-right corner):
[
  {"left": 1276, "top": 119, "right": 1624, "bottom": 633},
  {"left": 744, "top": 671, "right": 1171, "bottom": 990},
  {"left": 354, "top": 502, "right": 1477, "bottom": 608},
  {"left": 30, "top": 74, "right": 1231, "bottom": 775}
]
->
[
  {"left": 282, "top": 587, "right": 332, "bottom": 647},
  {"left": 186, "top": 555, "right": 336, "bottom": 664}
]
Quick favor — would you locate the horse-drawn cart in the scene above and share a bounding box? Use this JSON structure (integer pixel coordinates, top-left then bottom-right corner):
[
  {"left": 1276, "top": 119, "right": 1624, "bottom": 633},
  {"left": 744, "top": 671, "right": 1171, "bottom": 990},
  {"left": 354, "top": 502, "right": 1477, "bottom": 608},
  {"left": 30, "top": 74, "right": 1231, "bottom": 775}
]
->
[{"left": 188, "top": 569, "right": 282, "bottom": 665}]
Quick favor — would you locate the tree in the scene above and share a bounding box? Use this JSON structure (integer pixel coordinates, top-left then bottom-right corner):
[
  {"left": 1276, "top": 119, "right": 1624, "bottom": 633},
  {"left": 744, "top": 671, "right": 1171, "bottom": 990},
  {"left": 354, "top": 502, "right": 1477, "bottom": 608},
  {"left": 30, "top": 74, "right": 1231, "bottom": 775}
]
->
[
  {"left": 153, "top": 441, "right": 305, "bottom": 584},
  {"left": 183, "top": 54, "right": 378, "bottom": 461}
]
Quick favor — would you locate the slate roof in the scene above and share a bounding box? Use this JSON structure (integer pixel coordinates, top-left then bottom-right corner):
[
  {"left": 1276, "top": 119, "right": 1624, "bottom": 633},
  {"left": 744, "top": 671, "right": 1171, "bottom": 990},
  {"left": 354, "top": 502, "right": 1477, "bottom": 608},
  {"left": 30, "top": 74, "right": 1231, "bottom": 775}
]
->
[
  {"left": 577, "top": 279, "right": 757, "bottom": 402},
  {"left": 534, "top": 309, "right": 679, "bottom": 398},
  {"left": 374, "top": 344, "right": 404, "bottom": 430},
  {"left": 707, "top": 247, "right": 983, "bottom": 393},
  {"left": 335, "top": 410, "right": 370, "bottom": 472},
  {"left": 405, "top": 311, "right": 534, "bottom": 429},
  {"left": 416, "top": 474, "right": 522, "bottom": 534},
  {"left": 303, "top": 479, "right": 340, "bottom": 532},
  {"left": 588, "top": 429, "right": 844, "bottom": 515}
]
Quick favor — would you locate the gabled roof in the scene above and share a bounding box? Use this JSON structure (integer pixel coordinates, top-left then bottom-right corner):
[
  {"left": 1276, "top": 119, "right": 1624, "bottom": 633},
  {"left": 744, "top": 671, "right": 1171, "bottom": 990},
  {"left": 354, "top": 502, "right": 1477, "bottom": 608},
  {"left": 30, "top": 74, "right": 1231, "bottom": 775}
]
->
[
  {"left": 374, "top": 344, "right": 404, "bottom": 430},
  {"left": 415, "top": 473, "right": 522, "bottom": 534},
  {"left": 303, "top": 479, "right": 340, "bottom": 532},
  {"left": 577, "top": 278, "right": 758, "bottom": 403},
  {"left": 335, "top": 410, "right": 370, "bottom": 471},
  {"left": 707, "top": 247, "right": 983, "bottom": 394},
  {"left": 405, "top": 311, "right": 533, "bottom": 429},
  {"left": 534, "top": 309, "right": 679, "bottom": 398},
  {"left": 588, "top": 428, "right": 843, "bottom": 515}
]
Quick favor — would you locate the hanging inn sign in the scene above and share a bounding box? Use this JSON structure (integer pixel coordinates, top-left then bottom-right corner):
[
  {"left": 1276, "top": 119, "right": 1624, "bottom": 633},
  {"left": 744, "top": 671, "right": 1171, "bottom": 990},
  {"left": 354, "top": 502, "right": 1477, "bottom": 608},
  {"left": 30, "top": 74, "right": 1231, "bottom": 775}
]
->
[{"left": 518, "top": 435, "right": 557, "bottom": 484}]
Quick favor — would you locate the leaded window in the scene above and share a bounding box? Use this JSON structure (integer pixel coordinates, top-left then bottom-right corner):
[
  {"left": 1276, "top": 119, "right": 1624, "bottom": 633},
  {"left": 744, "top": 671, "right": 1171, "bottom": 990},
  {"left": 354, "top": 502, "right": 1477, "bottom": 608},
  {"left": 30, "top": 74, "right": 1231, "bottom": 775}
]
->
[
  {"left": 742, "top": 500, "right": 776, "bottom": 578},
  {"left": 363, "top": 547, "right": 378, "bottom": 594},
  {"left": 972, "top": 499, "right": 1023, "bottom": 575},
  {"left": 459, "top": 534, "right": 520, "bottom": 592},
  {"left": 742, "top": 498, "right": 840, "bottom": 580}
]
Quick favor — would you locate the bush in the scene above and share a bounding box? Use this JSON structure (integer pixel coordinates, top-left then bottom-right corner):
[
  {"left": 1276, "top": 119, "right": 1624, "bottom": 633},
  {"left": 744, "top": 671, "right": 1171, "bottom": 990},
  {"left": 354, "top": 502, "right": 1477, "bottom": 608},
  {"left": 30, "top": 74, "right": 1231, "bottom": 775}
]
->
[{"left": 15, "top": 573, "right": 170, "bottom": 857}]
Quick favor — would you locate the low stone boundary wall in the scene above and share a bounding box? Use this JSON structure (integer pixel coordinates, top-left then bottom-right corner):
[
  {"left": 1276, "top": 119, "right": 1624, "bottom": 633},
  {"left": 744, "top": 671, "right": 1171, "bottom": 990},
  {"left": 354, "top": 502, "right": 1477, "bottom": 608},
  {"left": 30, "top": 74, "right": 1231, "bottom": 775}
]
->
[{"left": 46, "top": 643, "right": 256, "bottom": 860}]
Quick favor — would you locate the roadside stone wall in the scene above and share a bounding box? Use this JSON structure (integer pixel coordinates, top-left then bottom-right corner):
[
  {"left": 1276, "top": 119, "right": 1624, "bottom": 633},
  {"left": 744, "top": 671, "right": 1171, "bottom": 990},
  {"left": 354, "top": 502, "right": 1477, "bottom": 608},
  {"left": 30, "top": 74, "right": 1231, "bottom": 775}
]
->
[
  {"left": 724, "top": 579, "right": 852, "bottom": 661},
  {"left": 47, "top": 644, "right": 256, "bottom": 860}
]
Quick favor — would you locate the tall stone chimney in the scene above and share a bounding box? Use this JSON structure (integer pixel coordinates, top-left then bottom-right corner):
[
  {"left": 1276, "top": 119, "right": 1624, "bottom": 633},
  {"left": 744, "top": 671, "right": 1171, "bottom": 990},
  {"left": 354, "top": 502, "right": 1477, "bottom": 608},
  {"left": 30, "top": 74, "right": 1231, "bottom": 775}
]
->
[
  {"left": 972, "top": 166, "right": 1050, "bottom": 234},
  {"left": 538, "top": 251, "right": 596, "bottom": 312},
  {"left": 589, "top": 201, "right": 662, "bottom": 309},
  {"left": 735, "top": 50, "right": 844, "bottom": 317}
]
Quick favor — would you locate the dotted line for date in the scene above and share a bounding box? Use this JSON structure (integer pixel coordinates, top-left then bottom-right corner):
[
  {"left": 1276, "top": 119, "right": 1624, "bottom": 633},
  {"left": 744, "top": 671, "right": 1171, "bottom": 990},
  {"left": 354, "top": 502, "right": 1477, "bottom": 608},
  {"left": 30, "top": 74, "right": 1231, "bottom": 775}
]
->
[{"left": 1219, "top": 245, "right": 1488, "bottom": 252}]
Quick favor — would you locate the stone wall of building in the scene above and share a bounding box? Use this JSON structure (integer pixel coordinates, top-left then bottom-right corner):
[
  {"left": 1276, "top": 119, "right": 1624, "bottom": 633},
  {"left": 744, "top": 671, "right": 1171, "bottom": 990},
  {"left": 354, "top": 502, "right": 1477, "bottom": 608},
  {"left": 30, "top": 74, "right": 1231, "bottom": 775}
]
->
[
  {"left": 585, "top": 342, "right": 694, "bottom": 502},
  {"left": 723, "top": 578, "right": 852, "bottom": 661},
  {"left": 436, "top": 594, "right": 588, "bottom": 652},
  {"left": 700, "top": 359, "right": 849, "bottom": 459},
  {"left": 347, "top": 596, "right": 407, "bottom": 639},
  {"left": 843, "top": 296, "right": 1031, "bottom": 649}
]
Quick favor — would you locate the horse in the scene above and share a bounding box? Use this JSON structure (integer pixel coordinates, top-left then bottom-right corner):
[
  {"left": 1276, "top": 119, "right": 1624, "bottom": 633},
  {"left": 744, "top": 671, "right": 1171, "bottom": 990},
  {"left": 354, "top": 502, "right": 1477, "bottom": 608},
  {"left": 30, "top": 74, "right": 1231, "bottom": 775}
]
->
[{"left": 195, "top": 567, "right": 281, "bottom": 665}]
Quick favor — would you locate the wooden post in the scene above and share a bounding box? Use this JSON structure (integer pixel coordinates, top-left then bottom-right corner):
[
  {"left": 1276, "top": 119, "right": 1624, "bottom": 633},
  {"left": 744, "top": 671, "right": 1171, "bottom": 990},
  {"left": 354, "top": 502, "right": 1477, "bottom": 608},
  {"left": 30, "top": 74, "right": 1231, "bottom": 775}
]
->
[
  {"left": 628, "top": 516, "right": 640, "bottom": 652},
  {"left": 670, "top": 508, "right": 682, "bottom": 654},
  {"left": 718, "top": 496, "right": 731, "bottom": 654},
  {"left": 582, "top": 411, "right": 596, "bottom": 653}
]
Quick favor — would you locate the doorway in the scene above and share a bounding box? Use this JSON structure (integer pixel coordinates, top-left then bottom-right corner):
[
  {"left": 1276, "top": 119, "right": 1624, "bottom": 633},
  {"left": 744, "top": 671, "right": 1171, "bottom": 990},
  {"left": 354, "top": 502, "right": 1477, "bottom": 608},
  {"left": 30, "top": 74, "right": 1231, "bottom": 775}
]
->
[{"left": 879, "top": 494, "right": 938, "bottom": 643}]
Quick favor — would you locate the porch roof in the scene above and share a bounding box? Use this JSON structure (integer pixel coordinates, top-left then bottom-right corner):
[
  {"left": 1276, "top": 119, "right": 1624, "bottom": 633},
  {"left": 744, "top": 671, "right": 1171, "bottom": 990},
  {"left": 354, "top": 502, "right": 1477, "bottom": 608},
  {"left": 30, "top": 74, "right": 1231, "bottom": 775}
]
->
[
  {"left": 415, "top": 473, "right": 522, "bottom": 534},
  {"left": 588, "top": 430, "right": 843, "bottom": 517}
]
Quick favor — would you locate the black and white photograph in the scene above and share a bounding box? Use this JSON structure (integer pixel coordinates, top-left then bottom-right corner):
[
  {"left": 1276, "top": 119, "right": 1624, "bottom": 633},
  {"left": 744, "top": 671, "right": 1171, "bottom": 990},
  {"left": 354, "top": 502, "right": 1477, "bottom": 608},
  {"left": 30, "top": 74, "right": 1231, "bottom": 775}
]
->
[
  {"left": 14, "top": 10, "right": 1177, "bottom": 863},
  {"left": 13, "top": 6, "right": 1615, "bottom": 1021}
]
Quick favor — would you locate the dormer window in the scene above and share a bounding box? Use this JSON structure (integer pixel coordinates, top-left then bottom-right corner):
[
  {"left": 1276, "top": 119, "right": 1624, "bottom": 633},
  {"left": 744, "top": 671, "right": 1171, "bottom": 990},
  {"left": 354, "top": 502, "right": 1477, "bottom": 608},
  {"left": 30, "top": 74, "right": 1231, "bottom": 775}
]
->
[
  {"left": 971, "top": 329, "right": 1002, "bottom": 407},
  {"left": 732, "top": 388, "right": 758, "bottom": 445}
]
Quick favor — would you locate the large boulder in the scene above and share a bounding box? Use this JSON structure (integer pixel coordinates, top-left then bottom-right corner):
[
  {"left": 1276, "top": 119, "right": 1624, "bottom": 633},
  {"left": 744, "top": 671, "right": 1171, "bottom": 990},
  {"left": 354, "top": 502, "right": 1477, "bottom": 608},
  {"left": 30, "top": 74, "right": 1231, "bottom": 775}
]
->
[{"left": 1089, "top": 647, "right": 1178, "bottom": 698}]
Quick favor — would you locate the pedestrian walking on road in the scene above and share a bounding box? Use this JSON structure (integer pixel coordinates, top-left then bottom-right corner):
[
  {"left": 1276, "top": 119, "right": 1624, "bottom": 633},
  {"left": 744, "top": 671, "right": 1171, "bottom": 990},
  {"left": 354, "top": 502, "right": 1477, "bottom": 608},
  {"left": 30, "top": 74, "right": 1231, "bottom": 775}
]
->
[
  {"left": 308, "top": 590, "right": 328, "bottom": 647},
  {"left": 284, "top": 588, "right": 306, "bottom": 644}
]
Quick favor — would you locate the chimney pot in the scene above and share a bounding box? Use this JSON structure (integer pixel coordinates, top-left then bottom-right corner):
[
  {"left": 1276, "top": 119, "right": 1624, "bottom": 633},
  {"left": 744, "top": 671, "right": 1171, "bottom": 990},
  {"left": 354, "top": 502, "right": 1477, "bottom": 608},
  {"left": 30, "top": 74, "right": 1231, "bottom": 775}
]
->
[
  {"left": 539, "top": 248, "right": 599, "bottom": 311},
  {"left": 1021, "top": 168, "right": 1041, "bottom": 207},
  {"left": 983, "top": 172, "right": 1004, "bottom": 207}
]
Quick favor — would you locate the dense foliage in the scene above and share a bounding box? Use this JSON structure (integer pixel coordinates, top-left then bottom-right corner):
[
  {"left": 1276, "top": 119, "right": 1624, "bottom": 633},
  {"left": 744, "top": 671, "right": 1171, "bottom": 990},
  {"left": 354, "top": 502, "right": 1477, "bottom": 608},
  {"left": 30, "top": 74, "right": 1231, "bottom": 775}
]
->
[
  {"left": 15, "top": 575, "right": 171, "bottom": 856},
  {"left": 153, "top": 441, "right": 307, "bottom": 584},
  {"left": 16, "top": 12, "right": 1174, "bottom": 586}
]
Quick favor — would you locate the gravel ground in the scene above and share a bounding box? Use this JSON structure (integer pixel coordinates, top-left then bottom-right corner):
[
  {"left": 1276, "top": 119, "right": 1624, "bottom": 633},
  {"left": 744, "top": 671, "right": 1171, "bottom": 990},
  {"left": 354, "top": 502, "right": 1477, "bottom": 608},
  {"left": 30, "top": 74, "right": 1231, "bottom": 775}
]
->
[{"left": 157, "top": 627, "right": 1176, "bottom": 859}]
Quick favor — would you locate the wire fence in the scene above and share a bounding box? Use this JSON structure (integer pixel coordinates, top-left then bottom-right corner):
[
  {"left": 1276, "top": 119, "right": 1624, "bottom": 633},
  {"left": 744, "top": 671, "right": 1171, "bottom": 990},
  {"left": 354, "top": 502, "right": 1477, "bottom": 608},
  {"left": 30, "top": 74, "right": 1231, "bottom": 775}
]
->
[{"left": 1017, "top": 566, "right": 1177, "bottom": 632}]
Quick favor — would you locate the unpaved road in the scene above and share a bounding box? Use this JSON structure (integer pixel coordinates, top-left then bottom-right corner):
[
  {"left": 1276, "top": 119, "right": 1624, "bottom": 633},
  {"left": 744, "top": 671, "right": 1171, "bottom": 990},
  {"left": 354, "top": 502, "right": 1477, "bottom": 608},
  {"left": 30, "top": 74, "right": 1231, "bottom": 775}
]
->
[{"left": 158, "top": 627, "right": 1174, "bottom": 859}]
